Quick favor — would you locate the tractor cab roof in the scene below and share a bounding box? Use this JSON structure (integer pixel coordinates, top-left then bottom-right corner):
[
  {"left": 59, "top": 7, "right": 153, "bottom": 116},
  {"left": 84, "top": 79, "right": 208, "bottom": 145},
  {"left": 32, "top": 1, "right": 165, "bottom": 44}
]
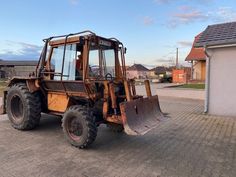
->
[{"left": 44, "top": 30, "right": 123, "bottom": 47}]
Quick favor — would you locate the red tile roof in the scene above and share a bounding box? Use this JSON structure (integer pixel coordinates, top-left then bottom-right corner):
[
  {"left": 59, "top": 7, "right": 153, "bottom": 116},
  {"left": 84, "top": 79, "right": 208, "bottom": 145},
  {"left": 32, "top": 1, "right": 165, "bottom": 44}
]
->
[{"left": 185, "top": 33, "right": 206, "bottom": 61}]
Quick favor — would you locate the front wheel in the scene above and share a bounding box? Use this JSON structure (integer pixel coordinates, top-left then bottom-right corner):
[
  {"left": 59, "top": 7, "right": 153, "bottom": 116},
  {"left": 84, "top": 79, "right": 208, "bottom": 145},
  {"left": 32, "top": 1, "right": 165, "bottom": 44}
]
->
[{"left": 62, "top": 105, "right": 97, "bottom": 149}]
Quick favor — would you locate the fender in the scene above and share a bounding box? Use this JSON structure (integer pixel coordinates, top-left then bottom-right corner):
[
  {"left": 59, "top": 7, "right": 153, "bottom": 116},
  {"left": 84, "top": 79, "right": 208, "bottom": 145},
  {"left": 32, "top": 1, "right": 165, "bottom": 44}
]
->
[
  {"left": 8, "top": 77, "right": 40, "bottom": 92},
  {"left": 0, "top": 77, "right": 40, "bottom": 115}
]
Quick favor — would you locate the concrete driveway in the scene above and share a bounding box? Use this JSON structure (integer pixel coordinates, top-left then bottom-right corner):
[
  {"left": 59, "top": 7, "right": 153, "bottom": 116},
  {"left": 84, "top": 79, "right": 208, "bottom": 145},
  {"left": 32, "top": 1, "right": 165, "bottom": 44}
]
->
[
  {"left": 136, "top": 84, "right": 205, "bottom": 100},
  {"left": 0, "top": 96, "right": 235, "bottom": 177}
]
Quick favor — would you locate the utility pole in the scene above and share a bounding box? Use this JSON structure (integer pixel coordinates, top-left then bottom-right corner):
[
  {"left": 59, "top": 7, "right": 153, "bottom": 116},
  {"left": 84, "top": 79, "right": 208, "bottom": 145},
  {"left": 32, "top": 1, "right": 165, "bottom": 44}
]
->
[{"left": 176, "top": 47, "right": 179, "bottom": 69}]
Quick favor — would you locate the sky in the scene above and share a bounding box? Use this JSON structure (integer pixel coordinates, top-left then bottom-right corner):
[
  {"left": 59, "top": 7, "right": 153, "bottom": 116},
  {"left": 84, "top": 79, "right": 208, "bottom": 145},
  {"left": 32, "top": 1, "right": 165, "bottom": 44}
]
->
[{"left": 0, "top": 0, "right": 235, "bottom": 67}]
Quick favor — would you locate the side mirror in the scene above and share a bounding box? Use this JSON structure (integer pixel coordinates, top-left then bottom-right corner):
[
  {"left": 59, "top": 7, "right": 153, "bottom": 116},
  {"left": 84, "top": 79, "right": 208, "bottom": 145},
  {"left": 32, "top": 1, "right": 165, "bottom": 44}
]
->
[{"left": 124, "top": 47, "right": 127, "bottom": 54}]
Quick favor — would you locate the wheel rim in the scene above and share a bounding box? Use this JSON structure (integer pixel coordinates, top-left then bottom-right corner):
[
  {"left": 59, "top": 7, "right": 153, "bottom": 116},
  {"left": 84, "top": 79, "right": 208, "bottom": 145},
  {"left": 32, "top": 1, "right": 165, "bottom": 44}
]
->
[
  {"left": 10, "top": 95, "right": 24, "bottom": 120},
  {"left": 67, "top": 116, "right": 83, "bottom": 141}
]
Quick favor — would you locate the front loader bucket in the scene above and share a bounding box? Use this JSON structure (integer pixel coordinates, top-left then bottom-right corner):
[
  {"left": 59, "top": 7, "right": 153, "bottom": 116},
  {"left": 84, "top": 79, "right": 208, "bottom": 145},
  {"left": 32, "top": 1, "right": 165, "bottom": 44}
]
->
[{"left": 120, "top": 95, "right": 165, "bottom": 135}]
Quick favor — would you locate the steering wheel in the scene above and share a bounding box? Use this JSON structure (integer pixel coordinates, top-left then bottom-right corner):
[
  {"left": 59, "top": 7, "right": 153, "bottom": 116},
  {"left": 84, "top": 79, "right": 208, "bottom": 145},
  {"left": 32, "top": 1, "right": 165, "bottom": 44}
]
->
[{"left": 105, "top": 73, "right": 113, "bottom": 80}]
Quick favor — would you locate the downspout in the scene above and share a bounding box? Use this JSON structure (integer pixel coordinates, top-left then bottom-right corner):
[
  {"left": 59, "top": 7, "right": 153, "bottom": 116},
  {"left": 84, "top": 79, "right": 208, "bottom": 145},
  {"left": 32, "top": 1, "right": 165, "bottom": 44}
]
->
[{"left": 204, "top": 46, "right": 211, "bottom": 113}]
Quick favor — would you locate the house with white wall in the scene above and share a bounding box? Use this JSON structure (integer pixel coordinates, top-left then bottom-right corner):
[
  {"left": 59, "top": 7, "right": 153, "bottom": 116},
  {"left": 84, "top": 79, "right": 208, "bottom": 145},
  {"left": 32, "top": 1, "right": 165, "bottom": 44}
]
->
[
  {"left": 126, "top": 64, "right": 149, "bottom": 80},
  {"left": 195, "top": 21, "right": 236, "bottom": 117}
]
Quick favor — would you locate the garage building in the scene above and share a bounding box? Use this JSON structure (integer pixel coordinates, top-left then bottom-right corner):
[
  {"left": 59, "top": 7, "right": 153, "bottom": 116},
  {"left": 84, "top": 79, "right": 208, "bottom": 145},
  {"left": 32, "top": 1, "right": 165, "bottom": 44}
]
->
[{"left": 195, "top": 21, "right": 236, "bottom": 116}]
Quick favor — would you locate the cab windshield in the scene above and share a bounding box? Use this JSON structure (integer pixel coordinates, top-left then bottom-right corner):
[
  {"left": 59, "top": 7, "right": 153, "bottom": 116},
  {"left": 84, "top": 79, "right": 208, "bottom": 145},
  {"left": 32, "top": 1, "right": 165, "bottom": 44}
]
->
[{"left": 89, "top": 41, "right": 116, "bottom": 79}]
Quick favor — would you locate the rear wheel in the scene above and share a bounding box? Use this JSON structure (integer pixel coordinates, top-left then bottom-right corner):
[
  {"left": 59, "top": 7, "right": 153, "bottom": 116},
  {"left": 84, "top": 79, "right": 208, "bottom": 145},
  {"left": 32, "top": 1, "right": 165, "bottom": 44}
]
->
[
  {"left": 62, "top": 105, "right": 97, "bottom": 149},
  {"left": 6, "top": 83, "right": 41, "bottom": 130}
]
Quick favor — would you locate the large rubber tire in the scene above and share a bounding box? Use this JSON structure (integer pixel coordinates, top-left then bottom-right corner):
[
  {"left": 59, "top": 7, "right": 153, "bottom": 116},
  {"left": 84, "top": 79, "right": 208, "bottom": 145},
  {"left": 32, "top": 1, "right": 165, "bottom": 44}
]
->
[
  {"left": 62, "top": 105, "right": 97, "bottom": 149},
  {"left": 107, "top": 123, "right": 124, "bottom": 133},
  {"left": 6, "top": 83, "right": 41, "bottom": 130}
]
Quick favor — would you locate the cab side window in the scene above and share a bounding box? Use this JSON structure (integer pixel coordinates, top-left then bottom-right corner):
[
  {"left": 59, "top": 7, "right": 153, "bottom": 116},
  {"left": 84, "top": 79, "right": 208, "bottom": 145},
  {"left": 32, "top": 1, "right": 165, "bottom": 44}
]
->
[{"left": 50, "top": 44, "right": 76, "bottom": 80}]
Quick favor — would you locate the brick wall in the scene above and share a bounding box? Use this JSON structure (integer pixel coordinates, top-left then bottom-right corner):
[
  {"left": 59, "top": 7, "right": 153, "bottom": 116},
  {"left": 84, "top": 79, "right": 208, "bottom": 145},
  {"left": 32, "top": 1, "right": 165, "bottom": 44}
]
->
[{"left": 172, "top": 69, "right": 191, "bottom": 83}]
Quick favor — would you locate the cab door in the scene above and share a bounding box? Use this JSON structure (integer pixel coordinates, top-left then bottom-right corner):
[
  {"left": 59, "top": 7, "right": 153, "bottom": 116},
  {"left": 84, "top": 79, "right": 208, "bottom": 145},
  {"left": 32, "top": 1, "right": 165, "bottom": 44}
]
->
[{"left": 41, "top": 43, "right": 88, "bottom": 112}]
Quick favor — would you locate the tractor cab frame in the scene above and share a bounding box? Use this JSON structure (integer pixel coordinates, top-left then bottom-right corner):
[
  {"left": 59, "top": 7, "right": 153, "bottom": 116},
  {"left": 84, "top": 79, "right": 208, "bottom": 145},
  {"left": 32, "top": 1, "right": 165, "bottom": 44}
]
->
[{"left": 0, "top": 31, "right": 165, "bottom": 148}]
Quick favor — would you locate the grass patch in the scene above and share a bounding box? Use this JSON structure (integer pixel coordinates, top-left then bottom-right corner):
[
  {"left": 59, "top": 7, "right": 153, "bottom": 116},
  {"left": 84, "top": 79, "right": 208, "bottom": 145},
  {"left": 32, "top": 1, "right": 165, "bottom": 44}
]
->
[{"left": 179, "top": 83, "right": 205, "bottom": 89}]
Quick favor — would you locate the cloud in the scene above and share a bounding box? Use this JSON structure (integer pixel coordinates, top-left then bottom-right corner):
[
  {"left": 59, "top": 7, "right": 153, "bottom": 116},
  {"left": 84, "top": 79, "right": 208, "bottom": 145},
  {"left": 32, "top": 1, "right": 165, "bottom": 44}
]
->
[
  {"left": 0, "top": 41, "right": 42, "bottom": 60},
  {"left": 212, "top": 7, "right": 236, "bottom": 22},
  {"left": 167, "top": 6, "right": 209, "bottom": 27},
  {"left": 154, "top": 0, "right": 214, "bottom": 4},
  {"left": 166, "top": 5, "right": 236, "bottom": 28},
  {"left": 174, "top": 11, "right": 207, "bottom": 22},
  {"left": 68, "top": 0, "right": 79, "bottom": 5},
  {"left": 167, "top": 4, "right": 236, "bottom": 28},
  {"left": 153, "top": 57, "right": 176, "bottom": 66},
  {"left": 153, "top": 0, "right": 174, "bottom": 4},
  {"left": 178, "top": 5, "right": 192, "bottom": 11},
  {"left": 177, "top": 41, "right": 193, "bottom": 47},
  {"left": 155, "top": 58, "right": 173, "bottom": 62},
  {"left": 142, "top": 16, "right": 155, "bottom": 26}
]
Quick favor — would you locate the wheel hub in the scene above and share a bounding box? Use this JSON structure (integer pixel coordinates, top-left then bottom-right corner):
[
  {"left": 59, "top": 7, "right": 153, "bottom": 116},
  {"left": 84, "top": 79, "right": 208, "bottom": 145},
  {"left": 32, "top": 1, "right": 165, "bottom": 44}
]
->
[
  {"left": 10, "top": 95, "right": 23, "bottom": 120},
  {"left": 68, "top": 117, "right": 83, "bottom": 140}
]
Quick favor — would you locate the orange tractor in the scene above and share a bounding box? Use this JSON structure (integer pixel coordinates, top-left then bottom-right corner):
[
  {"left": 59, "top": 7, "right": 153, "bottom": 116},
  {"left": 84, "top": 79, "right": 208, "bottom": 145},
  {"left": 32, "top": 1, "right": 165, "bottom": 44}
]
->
[{"left": 0, "top": 31, "right": 165, "bottom": 148}]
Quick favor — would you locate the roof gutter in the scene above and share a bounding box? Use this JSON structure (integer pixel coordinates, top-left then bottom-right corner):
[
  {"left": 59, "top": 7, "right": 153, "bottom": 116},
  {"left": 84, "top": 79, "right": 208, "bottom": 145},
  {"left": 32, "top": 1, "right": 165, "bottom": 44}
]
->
[
  {"left": 204, "top": 46, "right": 211, "bottom": 113},
  {"left": 207, "top": 43, "right": 236, "bottom": 49}
]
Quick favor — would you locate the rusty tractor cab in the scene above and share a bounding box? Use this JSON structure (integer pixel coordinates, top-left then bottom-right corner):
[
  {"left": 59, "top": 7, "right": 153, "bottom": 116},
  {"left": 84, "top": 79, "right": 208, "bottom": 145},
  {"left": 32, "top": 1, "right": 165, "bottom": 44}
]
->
[{"left": 1, "top": 31, "right": 165, "bottom": 148}]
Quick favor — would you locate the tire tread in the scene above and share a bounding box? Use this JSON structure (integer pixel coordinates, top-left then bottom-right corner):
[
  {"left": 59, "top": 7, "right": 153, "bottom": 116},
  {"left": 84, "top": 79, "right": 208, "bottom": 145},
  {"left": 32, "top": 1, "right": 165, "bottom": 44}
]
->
[
  {"left": 6, "top": 83, "right": 41, "bottom": 130},
  {"left": 62, "top": 105, "right": 97, "bottom": 149}
]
